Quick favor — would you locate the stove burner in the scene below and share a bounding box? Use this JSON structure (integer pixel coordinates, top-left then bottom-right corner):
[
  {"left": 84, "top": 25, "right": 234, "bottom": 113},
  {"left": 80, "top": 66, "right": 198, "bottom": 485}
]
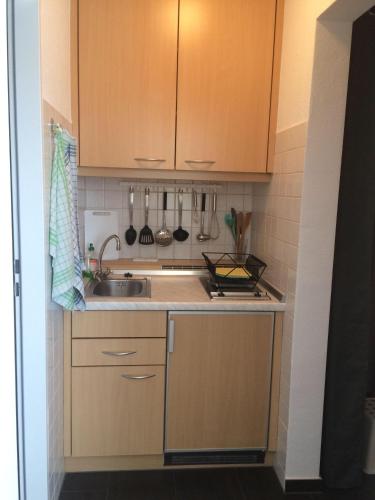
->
[{"left": 201, "top": 278, "right": 270, "bottom": 301}]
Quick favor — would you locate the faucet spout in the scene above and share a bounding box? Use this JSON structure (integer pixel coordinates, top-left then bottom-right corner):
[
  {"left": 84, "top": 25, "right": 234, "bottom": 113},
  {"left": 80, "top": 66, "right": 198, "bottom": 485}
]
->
[{"left": 97, "top": 234, "right": 121, "bottom": 279}]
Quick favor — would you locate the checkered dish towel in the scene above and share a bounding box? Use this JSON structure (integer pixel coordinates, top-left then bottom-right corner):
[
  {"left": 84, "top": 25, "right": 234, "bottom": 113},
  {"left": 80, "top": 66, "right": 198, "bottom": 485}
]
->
[{"left": 49, "top": 128, "right": 85, "bottom": 310}]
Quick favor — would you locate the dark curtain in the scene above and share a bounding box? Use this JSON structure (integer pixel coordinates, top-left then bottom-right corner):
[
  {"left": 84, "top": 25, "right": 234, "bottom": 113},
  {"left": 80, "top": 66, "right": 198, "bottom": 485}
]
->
[
  {"left": 320, "top": 9, "right": 375, "bottom": 489},
  {"left": 369, "top": 229, "right": 375, "bottom": 396}
]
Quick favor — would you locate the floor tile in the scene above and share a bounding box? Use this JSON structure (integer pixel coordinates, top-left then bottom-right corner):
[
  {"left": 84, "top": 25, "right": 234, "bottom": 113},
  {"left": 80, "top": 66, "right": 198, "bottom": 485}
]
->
[
  {"left": 174, "top": 468, "right": 244, "bottom": 500},
  {"left": 237, "top": 467, "right": 284, "bottom": 500},
  {"left": 284, "top": 496, "right": 316, "bottom": 500},
  {"left": 59, "top": 491, "right": 108, "bottom": 500},
  {"left": 62, "top": 472, "right": 110, "bottom": 492},
  {"left": 107, "top": 470, "right": 175, "bottom": 500},
  {"left": 59, "top": 468, "right": 375, "bottom": 500}
]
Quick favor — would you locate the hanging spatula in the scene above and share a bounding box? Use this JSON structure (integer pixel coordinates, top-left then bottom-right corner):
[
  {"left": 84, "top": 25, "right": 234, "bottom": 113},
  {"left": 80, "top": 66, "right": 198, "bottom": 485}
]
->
[
  {"left": 139, "top": 187, "right": 154, "bottom": 245},
  {"left": 125, "top": 186, "right": 137, "bottom": 245}
]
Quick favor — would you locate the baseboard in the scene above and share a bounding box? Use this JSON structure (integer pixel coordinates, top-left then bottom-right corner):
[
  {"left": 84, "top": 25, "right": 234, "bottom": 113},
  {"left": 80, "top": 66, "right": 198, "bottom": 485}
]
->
[
  {"left": 164, "top": 449, "right": 265, "bottom": 466},
  {"left": 65, "top": 452, "right": 274, "bottom": 472},
  {"left": 284, "top": 478, "right": 323, "bottom": 493}
]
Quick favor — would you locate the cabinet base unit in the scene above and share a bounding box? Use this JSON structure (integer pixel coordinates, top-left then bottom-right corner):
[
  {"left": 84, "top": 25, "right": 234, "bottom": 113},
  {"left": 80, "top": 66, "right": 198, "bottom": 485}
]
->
[
  {"left": 71, "top": 365, "right": 165, "bottom": 457},
  {"left": 164, "top": 450, "right": 266, "bottom": 466},
  {"left": 165, "top": 312, "right": 274, "bottom": 452}
]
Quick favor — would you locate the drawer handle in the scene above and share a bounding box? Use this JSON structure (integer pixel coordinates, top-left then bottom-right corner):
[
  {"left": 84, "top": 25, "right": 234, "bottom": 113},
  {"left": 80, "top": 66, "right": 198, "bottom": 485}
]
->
[
  {"left": 102, "top": 351, "right": 137, "bottom": 357},
  {"left": 121, "top": 374, "right": 156, "bottom": 380}
]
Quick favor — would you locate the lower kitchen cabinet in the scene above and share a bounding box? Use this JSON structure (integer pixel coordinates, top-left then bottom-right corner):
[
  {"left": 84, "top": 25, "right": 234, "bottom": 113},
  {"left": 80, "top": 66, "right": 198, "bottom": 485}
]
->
[
  {"left": 165, "top": 313, "right": 274, "bottom": 452},
  {"left": 72, "top": 365, "right": 165, "bottom": 457},
  {"left": 64, "top": 310, "right": 282, "bottom": 470}
]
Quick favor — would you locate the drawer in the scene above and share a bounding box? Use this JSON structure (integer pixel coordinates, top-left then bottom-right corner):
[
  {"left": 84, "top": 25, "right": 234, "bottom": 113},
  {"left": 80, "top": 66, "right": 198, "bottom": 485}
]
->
[
  {"left": 72, "top": 338, "right": 166, "bottom": 366},
  {"left": 72, "top": 365, "right": 165, "bottom": 456},
  {"left": 72, "top": 311, "right": 166, "bottom": 338}
]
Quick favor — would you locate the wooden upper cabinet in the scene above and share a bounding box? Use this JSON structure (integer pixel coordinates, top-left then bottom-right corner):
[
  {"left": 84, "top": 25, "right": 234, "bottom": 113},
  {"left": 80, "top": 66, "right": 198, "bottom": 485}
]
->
[
  {"left": 176, "top": 0, "right": 277, "bottom": 173},
  {"left": 78, "top": 0, "right": 178, "bottom": 170}
]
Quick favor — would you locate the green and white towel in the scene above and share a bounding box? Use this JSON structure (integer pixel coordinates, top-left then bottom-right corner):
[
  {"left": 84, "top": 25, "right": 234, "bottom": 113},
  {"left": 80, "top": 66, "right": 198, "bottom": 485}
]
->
[{"left": 49, "top": 127, "right": 85, "bottom": 310}]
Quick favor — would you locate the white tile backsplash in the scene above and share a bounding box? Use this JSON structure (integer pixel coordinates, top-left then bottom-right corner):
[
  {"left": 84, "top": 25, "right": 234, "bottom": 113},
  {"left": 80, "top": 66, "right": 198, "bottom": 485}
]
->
[
  {"left": 78, "top": 178, "right": 254, "bottom": 260},
  {"left": 42, "top": 112, "right": 64, "bottom": 500},
  {"left": 252, "top": 122, "right": 307, "bottom": 481}
]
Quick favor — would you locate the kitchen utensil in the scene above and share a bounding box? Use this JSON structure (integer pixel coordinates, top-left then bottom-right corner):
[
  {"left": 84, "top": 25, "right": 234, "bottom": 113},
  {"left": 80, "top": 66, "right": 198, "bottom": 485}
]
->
[
  {"left": 173, "top": 189, "right": 189, "bottom": 242},
  {"left": 155, "top": 191, "right": 173, "bottom": 246},
  {"left": 224, "top": 213, "right": 236, "bottom": 240},
  {"left": 125, "top": 186, "right": 137, "bottom": 245},
  {"left": 84, "top": 210, "right": 119, "bottom": 260},
  {"left": 235, "top": 212, "right": 246, "bottom": 255},
  {"left": 208, "top": 192, "right": 220, "bottom": 240},
  {"left": 231, "top": 207, "right": 237, "bottom": 239},
  {"left": 196, "top": 193, "right": 210, "bottom": 242},
  {"left": 139, "top": 187, "right": 154, "bottom": 245},
  {"left": 236, "top": 211, "right": 251, "bottom": 256},
  {"left": 192, "top": 189, "right": 199, "bottom": 223},
  {"left": 242, "top": 212, "right": 252, "bottom": 234},
  {"left": 236, "top": 212, "right": 251, "bottom": 254}
]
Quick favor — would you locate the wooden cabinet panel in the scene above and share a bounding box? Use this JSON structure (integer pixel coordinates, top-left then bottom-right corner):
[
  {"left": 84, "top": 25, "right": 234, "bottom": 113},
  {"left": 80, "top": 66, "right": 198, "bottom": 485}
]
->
[
  {"left": 166, "top": 313, "right": 274, "bottom": 450},
  {"left": 72, "top": 338, "right": 166, "bottom": 367},
  {"left": 176, "top": 0, "right": 277, "bottom": 173},
  {"left": 72, "top": 366, "right": 165, "bottom": 456},
  {"left": 72, "top": 311, "right": 166, "bottom": 338},
  {"left": 79, "top": 0, "right": 178, "bottom": 170}
]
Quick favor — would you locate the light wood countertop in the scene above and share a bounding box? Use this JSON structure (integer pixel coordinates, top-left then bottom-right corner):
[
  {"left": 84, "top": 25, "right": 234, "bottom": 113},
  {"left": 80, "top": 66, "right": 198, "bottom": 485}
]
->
[{"left": 85, "top": 275, "right": 285, "bottom": 312}]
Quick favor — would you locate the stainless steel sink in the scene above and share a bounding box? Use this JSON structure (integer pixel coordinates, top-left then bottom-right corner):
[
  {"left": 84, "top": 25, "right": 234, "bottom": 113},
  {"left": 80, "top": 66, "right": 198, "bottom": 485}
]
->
[{"left": 88, "top": 278, "right": 151, "bottom": 298}]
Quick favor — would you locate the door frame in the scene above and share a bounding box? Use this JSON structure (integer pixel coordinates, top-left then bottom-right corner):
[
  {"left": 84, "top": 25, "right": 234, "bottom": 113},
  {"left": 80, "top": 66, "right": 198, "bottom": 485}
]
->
[
  {"left": 0, "top": 1, "right": 20, "bottom": 498},
  {"left": 7, "top": 0, "right": 49, "bottom": 499}
]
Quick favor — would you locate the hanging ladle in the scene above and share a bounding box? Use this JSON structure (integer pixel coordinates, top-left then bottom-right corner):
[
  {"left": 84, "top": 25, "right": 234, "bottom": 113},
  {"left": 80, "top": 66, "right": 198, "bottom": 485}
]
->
[
  {"left": 173, "top": 189, "right": 189, "bottom": 242},
  {"left": 196, "top": 193, "right": 210, "bottom": 242}
]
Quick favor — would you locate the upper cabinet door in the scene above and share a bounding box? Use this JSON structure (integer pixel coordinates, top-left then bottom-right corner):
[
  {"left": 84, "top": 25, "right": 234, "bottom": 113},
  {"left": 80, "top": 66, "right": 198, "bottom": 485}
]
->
[
  {"left": 176, "top": 0, "right": 277, "bottom": 173},
  {"left": 79, "top": 0, "right": 178, "bottom": 170}
]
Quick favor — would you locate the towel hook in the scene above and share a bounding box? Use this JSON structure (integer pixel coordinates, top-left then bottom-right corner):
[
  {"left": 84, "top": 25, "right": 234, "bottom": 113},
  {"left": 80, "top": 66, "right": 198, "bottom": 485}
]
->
[{"left": 49, "top": 118, "right": 62, "bottom": 135}]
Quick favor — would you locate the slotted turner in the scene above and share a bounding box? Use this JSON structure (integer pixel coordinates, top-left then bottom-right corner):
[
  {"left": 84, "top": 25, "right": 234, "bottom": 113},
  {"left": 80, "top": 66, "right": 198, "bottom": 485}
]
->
[{"left": 139, "top": 187, "right": 154, "bottom": 245}]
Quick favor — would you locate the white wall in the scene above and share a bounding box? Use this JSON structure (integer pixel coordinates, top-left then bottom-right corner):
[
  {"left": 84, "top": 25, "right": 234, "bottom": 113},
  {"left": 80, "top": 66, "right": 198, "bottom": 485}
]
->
[
  {"left": 40, "top": 2, "right": 75, "bottom": 499},
  {"left": 277, "top": 0, "right": 334, "bottom": 132},
  {"left": 40, "top": 0, "right": 72, "bottom": 122},
  {"left": 285, "top": 0, "right": 375, "bottom": 480},
  {"left": 254, "top": 0, "right": 337, "bottom": 481},
  {"left": 252, "top": 123, "right": 307, "bottom": 482},
  {"left": 42, "top": 115, "right": 65, "bottom": 500},
  {"left": 271, "top": 0, "right": 375, "bottom": 484}
]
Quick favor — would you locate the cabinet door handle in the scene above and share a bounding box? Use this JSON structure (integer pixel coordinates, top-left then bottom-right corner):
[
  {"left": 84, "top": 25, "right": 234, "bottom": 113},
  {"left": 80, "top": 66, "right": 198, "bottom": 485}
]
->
[
  {"left": 102, "top": 351, "right": 137, "bottom": 357},
  {"left": 134, "top": 158, "right": 166, "bottom": 162},
  {"left": 168, "top": 319, "right": 175, "bottom": 353},
  {"left": 185, "top": 160, "right": 216, "bottom": 169},
  {"left": 121, "top": 374, "right": 156, "bottom": 380}
]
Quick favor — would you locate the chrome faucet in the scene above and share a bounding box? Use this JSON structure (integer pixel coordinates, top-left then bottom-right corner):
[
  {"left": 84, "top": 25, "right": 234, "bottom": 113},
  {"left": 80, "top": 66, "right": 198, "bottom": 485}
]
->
[{"left": 96, "top": 234, "right": 121, "bottom": 280}]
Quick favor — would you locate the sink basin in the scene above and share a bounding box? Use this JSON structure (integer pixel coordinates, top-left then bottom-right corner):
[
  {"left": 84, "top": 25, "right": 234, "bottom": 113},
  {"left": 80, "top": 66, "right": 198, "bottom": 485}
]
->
[{"left": 90, "top": 278, "right": 151, "bottom": 298}]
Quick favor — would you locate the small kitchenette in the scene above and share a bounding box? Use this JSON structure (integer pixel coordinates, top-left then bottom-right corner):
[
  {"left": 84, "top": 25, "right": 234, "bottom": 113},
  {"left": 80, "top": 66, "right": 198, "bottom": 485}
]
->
[
  {"left": 64, "top": 255, "right": 285, "bottom": 472},
  {"left": 38, "top": 0, "right": 302, "bottom": 497},
  {"left": 54, "top": 0, "right": 288, "bottom": 475},
  {"left": 6, "top": 0, "right": 375, "bottom": 499}
]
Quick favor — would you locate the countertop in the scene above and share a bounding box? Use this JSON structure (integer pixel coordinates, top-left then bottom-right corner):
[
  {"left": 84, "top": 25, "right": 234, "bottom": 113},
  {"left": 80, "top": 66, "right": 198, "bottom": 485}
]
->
[{"left": 85, "top": 275, "right": 286, "bottom": 312}]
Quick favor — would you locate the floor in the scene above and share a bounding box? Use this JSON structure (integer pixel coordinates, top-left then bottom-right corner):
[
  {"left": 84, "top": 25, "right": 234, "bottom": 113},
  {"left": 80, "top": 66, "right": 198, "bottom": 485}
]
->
[{"left": 59, "top": 467, "right": 375, "bottom": 500}]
